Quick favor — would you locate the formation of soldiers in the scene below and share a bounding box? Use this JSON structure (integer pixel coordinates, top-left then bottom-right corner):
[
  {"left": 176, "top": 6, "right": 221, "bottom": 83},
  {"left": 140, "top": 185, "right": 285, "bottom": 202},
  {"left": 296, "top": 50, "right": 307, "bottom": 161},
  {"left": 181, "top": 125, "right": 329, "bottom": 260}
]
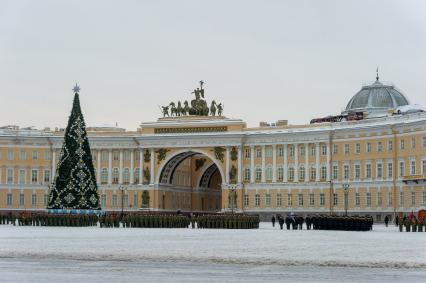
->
[
  {"left": 273, "top": 214, "right": 373, "bottom": 231},
  {"left": 0, "top": 212, "right": 98, "bottom": 227},
  {"left": 100, "top": 213, "right": 190, "bottom": 228},
  {"left": 397, "top": 216, "right": 426, "bottom": 232},
  {"left": 195, "top": 214, "right": 260, "bottom": 229}
]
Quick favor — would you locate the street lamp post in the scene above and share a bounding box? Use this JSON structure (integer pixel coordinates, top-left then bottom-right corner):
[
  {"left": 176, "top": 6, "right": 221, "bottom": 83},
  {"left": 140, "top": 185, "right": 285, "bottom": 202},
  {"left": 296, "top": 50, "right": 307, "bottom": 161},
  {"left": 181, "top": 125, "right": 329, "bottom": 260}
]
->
[
  {"left": 343, "top": 183, "right": 350, "bottom": 216},
  {"left": 229, "top": 185, "right": 236, "bottom": 214},
  {"left": 119, "top": 185, "right": 127, "bottom": 220}
]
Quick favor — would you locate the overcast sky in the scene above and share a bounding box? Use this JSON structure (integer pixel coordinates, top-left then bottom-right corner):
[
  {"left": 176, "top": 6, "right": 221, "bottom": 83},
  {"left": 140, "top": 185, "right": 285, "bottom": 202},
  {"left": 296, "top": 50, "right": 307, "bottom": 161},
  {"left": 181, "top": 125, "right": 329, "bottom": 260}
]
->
[{"left": 1, "top": 0, "right": 425, "bottom": 131}]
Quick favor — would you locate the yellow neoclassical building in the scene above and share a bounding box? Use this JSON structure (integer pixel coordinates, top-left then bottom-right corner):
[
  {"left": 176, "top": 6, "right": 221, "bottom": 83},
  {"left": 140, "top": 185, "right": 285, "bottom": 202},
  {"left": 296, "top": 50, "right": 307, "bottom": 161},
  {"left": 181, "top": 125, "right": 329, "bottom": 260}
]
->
[{"left": 1, "top": 77, "right": 426, "bottom": 221}]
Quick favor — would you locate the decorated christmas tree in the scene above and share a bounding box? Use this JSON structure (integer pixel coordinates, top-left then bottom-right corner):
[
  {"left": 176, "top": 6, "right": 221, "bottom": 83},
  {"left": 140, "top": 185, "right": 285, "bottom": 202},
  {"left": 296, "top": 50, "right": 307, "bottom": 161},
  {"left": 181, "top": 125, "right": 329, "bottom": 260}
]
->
[{"left": 48, "top": 84, "right": 100, "bottom": 210}]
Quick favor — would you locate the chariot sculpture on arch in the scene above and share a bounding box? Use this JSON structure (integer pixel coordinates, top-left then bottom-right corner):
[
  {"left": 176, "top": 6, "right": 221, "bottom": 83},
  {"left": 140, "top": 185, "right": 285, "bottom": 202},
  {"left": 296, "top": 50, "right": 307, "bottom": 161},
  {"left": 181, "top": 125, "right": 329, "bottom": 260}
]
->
[{"left": 161, "top": 81, "right": 224, "bottom": 117}]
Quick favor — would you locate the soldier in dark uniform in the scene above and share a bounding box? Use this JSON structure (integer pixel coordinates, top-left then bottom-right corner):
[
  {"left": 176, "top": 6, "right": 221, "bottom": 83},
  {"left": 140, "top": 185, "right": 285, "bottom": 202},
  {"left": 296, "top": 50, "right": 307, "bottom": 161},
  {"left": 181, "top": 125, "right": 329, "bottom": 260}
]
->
[
  {"left": 271, "top": 215, "right": 276, "bottom": 227},
  {"left": 278, "top": 216, "right": 284, "bottom": 230}
]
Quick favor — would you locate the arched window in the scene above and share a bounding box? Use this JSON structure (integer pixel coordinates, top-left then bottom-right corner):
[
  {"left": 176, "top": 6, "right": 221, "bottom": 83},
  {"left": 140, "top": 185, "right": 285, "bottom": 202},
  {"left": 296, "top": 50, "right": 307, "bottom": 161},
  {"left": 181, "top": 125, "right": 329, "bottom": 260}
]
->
[
  {"left": 123, "top": 168, "right": 130, "bottom": 184},
  {"left": 101, "top": 168, "right": 108, "bottom": 184},
  {"left": 112, "top": 168, "right": 119, "bottom": 184}
]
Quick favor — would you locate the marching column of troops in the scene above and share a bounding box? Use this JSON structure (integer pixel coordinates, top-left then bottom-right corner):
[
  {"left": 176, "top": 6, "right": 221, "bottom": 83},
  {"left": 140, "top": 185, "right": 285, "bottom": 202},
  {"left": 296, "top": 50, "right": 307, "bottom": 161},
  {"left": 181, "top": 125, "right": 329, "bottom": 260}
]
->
[{"left": 273, "top": 215, "right": 374, "bottom": 231}]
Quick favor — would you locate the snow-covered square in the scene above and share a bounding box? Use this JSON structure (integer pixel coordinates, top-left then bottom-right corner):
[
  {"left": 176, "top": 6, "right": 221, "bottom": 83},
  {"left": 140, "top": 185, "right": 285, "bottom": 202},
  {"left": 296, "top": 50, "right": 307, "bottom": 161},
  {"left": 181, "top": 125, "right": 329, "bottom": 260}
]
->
[{"left": 1, "top": 223, "right": 425, "bottom": 282}]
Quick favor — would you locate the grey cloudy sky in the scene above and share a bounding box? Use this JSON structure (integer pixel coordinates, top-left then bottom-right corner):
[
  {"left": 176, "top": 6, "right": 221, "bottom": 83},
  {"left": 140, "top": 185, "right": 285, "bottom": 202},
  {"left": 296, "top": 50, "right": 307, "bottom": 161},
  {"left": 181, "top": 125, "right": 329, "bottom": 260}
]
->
[{"left": 1, "top": 0, "right": 425, "bottom": 131}]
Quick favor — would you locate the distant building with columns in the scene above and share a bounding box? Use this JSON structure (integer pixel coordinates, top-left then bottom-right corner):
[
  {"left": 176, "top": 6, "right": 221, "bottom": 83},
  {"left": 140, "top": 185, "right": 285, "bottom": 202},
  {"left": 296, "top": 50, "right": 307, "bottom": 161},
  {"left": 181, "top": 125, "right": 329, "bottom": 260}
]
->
[{"left": 1, "top": 77, "right": 426, "bottom": 221}]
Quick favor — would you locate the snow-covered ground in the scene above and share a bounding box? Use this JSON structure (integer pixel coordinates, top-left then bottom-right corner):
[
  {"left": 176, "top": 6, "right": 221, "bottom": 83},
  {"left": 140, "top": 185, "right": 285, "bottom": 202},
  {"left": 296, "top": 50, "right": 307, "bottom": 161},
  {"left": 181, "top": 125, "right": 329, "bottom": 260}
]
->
[{"left": 0, "top": 223, "right": 425, "bottom": 282}]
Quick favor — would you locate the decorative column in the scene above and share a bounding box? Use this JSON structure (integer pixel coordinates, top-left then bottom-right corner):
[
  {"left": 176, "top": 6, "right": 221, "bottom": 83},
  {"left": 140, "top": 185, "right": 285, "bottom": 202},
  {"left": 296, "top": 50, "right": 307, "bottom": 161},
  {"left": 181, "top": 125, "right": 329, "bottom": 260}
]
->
[
  {"left": 119, "top": 150, "right": 123, "bottom": 184},
  {"left": 305, "top": 143, "right": 309, "bottom": 182},
  {"left": 150, "top": 148, "right": 155, "bottom": 185},
  {"left": 97, "top": 150, "right": 101, "bottom": 184},
  {"left": 130, "top": 150, "right": 134, "bottom": 184},
  {"left": 294, "top": 144, "right": 299, "bottom": 182},
  {"left": 51, "top": 150, "right": 56, "bottom": 181},
  {"left": 108, "top": 149, "right": 112, "bottom": 185},
  {"left": 225, "top": 147, "right": 230, "bottom": 183},
  {"left": 316, "top": 143, "right": 320, "bottom": 182},
  {"left": 237, "top": 145, "right": 242, "bottom": 184},
  {"left": 272, "top": 144, "right": 277, "bottom": 183},
  {"left": 250, "top": 145, "right": 255, "bottom": 183},
  {"left": 139, "top": 149, "right": 143, "bottom": 185},
  {"left": 261, "top": 145, "right": 266, "bottom": 183},
  {"left": 283, "top": 144, "right": 288, "bottom": 182},
  {"left": 326, "top": 143, "right": 331, "bottom": 182}
]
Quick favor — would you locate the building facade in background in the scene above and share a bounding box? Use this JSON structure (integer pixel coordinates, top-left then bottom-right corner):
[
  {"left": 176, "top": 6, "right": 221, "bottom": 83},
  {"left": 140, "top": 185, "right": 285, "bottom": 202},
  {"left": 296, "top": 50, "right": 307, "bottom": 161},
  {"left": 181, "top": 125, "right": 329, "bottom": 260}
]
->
[{"left": 1, "top": 77, "right": 426, "bottom": 221}]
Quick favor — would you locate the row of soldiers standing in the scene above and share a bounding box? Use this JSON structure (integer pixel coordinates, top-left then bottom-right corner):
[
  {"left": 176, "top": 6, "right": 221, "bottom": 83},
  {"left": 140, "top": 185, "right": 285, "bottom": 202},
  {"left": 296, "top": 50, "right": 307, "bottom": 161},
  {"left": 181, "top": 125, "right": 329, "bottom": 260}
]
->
[{"left": 397, "top": 216, "right": 426, "bottom": 232}]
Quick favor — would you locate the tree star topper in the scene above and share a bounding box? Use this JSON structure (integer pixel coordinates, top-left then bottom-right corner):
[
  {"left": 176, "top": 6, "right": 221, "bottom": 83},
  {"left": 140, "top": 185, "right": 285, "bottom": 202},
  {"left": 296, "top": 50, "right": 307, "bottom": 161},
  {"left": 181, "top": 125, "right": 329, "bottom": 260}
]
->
[{"left": 72, "top": 83, "right": 81, "bottom": 93}]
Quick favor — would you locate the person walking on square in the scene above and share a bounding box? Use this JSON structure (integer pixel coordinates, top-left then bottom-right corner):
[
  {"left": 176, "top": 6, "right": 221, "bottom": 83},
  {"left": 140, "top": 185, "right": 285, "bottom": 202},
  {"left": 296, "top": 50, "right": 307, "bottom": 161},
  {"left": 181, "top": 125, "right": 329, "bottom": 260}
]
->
[
  {"left": 384, "top": 215, "right": 389, "bottom": 227},
  {"left": 278, "top": 216, "right": 284, "bottom": 230},
  {"left": 271, "top": 215, "right": 276, "bottom": 227}
]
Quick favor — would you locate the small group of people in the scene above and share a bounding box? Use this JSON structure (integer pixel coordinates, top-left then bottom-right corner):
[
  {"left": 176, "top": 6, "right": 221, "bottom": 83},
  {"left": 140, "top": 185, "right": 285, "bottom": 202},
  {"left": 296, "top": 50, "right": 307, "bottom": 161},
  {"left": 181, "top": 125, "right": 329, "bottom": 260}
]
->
[
  {"left": 271, "top": 214, "right": 373, "bottom": 231},
  {"left": 395, "top": 214, "right": 426, "bottom": 232}
]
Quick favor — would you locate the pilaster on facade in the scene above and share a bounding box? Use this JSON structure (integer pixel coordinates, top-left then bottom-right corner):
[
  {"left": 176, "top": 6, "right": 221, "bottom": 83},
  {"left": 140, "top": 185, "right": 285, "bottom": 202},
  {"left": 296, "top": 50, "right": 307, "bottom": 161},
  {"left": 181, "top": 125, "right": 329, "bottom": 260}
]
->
[
  {"left": 96, "top": 150, "right": 101, "bottom": 184},
  {"left": 294, "top": 144, "right": 299, "bottom": 182},
  {"left": 130, "top": 150, "right": 134, "bottom": 184},
  {"left": 108, "top": 150, "right": 112, "bottom": 186},
  {"left": 119, "top": 149, "right": 123, "bottom": 185},
  {"left": 51, "top": 150, "right": 56, "bottom": 181},
  {"left": 283, "top": 144, "right": 288, "bottom": 182},
  {"left": 250, "top": 145, "right": 255, "bottom": 183},
  {"left": 237, "top": 145, "right": 242, "bottom": 184},
  {"left": 305, "top": 143, "right": 309, "bottom": 182},
  {"left": 261, "top": 145, "right": 266, "bottom": 183},
  {"left": 139, "top": 148, "right": 143, "bottom": 185},
  {"left": 225, "top": 146, "right": 230, "bottom": 184},
  {"left": 272, "top": 144, "right": 277, "bottom": 183},
  {"left": 326, "top": 143, "right": 331, "bottom": 182},
  {"left": 316, "top": 143, "right": 320, "bottom": 182},
  {"left": 150, "top": 148, "right": 155, "bottom": 185}
]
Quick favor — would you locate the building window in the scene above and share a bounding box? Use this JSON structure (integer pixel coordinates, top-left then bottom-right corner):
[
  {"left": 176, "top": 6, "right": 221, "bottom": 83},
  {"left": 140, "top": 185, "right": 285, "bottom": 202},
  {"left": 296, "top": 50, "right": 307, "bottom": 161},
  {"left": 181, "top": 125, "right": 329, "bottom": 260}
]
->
[
  {"left": 300, "top": 146, "right": 305, "bottom": 156},
  {"left": 7, "top": 150, "right": 14, "bottom": 160},
  {"left": 265, "top": 194, "right": 271, "bottom": 206},
  {"left": 319, "top": 193, "right": 324, "bottom": 206},
  {"left": 377, "top": 192, "right": 382, "bottom": 206},
  {"left": 333, "top": 144, "right": 338, "bottom": 155},
  {"left": 278, "top": 146, "right": 283, "bottom": 157},
  {"left": 112, "top": 168, "right": 119, "bottom": 184},
  {"left": 113, "top": 151, "right": 119, "bottom": 161},
  {"left": 44, "top": 151, "right": 51, "bottom": 160},
  {"left": 399, "top": 161, "right": 405, "bottom": 177},
  {"left": 410, "top": 160, "right": 416, "bottom": 175},
  {"left": 255, "top": 194, "right": 260, "bottom": 207},
  {"left": 287, "top": 194, "right": 292, "bottom": 206},
  {"left": 411, "top": 137, "right": 416, "bottom": 149},
  {"left": 244, "top": 168, "right": 250, "bottom": 182},
  {"left": 411, "top": 191, "right": 416, "bottom": 206},
  {"left": 32, "top": 194, "right": 37, "bottom": 206},
  {"left": 321, "top": 166, "right": 327, "bottom": 181},
  {"left": 244, "top": 194, "right": 249, "bottom": 206},
  {"left": 309, "top": 193, "right": 314, "bottom": 206},
  {"left": 44, "top": 194, "right": 49, "bottom": 206},
  {"left": 399, "top": 192, "right": 404, "bottom": 207},
  {"left": 31, "top": 170, "right": 38, "bottom": 183},
  {"left": 19, "top": 150, "right": 27, "bottom": 160},
  {"left": 299, "top": 166, "right": 305, "bottom": 181},
  {"left": 423, "top": 136, "right": 426, "bottom": 148},
  {"left": 344, "top": 165, "right": 349, "bottom": 180},
  {"left": 355, "top": 143, "right": 360, "bottom": 154},
  {"left": 124, "top": 151, "right": 130, "bottom": 161},
  {"left": 112, "top": 194, "right": 118, "bottom": 207},
  {"left": 298, "top": 194, "right": 303, "bottom": 206},
  {"left": 7, "top": 193, "right": 12, "bottom": 206},
  {"left": 133, "top": 192, "right": 138, "bottom": 207},
  {"left": 289, "top": 146, "right": 295, "bottom": 157},
  {"left": 310, "top": 167, "right": 316, "bottom": 181},
  {"left": 366, "top": 192, "right": 371, "bottom": 206},
  {"left": 377, "top": 163, "right": 383, "bottom": 179},
  {"left": 32, "top": 151, "right": 38, "bottom": 160},
  {"left": 123, "top": 194, "right": 128, "bottom": 207},
  {"left": 44, "top": 169, "right": 50, "bottom": 183},
  {"left": 366, "top": 164, "right": 371, "bottom": 179},
  {"left": 123, "top": 168, "right": 130, "bottom": 184},
  {"left": 388, "top": 191, "right": 393, "bottom": 206},
  {"left": 101, "top": 168, "right": 108, "bottom": 184},
  {"left": 101, "top": 151, "right": 108, "bottom": 161},
  {"left": 288, "top": 167, "right": 294, "bottom": 182},
  {"left": 388, "top": 162, "right": 393, "bottom": 178},
  {"left": 310, "top": 146, "right": 315, "bottom": 156},
  {"left": 19, "top": 193, "right": 25, "bottom": 206},
  {"left": 244, "top": 148, "right": 250, "bottom": 159},
  {"left": 355, "top": 164, "right": 360, "bottom": 179},
  {"left": 423, "top": 191, "right": 426, "bottom": 205},
  {"left": 101, "top": 194, "right": 107, "bottom": 207},
  {"left": 355, "top": 193, "right": 360, "bottom": 206},
  {"left": 266, "top": 147, "right": 273, "bottom": 158},
  {"left": 256, "top": 147, "right": 262, "bottom": 158},
  {"left": 366, "top": 142, "right": 371, "bottom": 153},
  {"left": 7, "top": 168, "right": 13, "bottom": 184},
  {"left": 321, "top": 145, "right": 327, "bottom": 156},
  {"left": 344, "top": 144, "right": 349, "bottom": 154},
  {"left": 135, "top": 151, "right": 140, "bottom": 160},
  {"left": 423, "top": 160, "right": 426, "bottom": 174},
  {"left": 332, "top": 165, "right": 338, "bottom": 180},
  {"left": 255, "top": 167, "right": 262, "bottom": 182},
  {"left": 400, "top": 139, "right": 405, "bottom": 150},
  {"left": 266, "top": 166, "right": 273, "bottom": 181},
  {"left": 377, "top": 142, "right": 382, "bottom": 152},
  {"left": 134, "top": 168, "right": 140, "bottom": 184},
  {"left": 388, "top": 140, "right": 393, "bottom": 151},
  {"left": 19, "top": 169, "right": 26, "bottom": 184},
  {"left": 277, "top": 167, "right": 283, "bottom": 182},
  {"left": 333, "top": 193, "right": 338, "bottom": 206},
  {"left": 276, "top": 193, "right": 282, "bottom": 207}
]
